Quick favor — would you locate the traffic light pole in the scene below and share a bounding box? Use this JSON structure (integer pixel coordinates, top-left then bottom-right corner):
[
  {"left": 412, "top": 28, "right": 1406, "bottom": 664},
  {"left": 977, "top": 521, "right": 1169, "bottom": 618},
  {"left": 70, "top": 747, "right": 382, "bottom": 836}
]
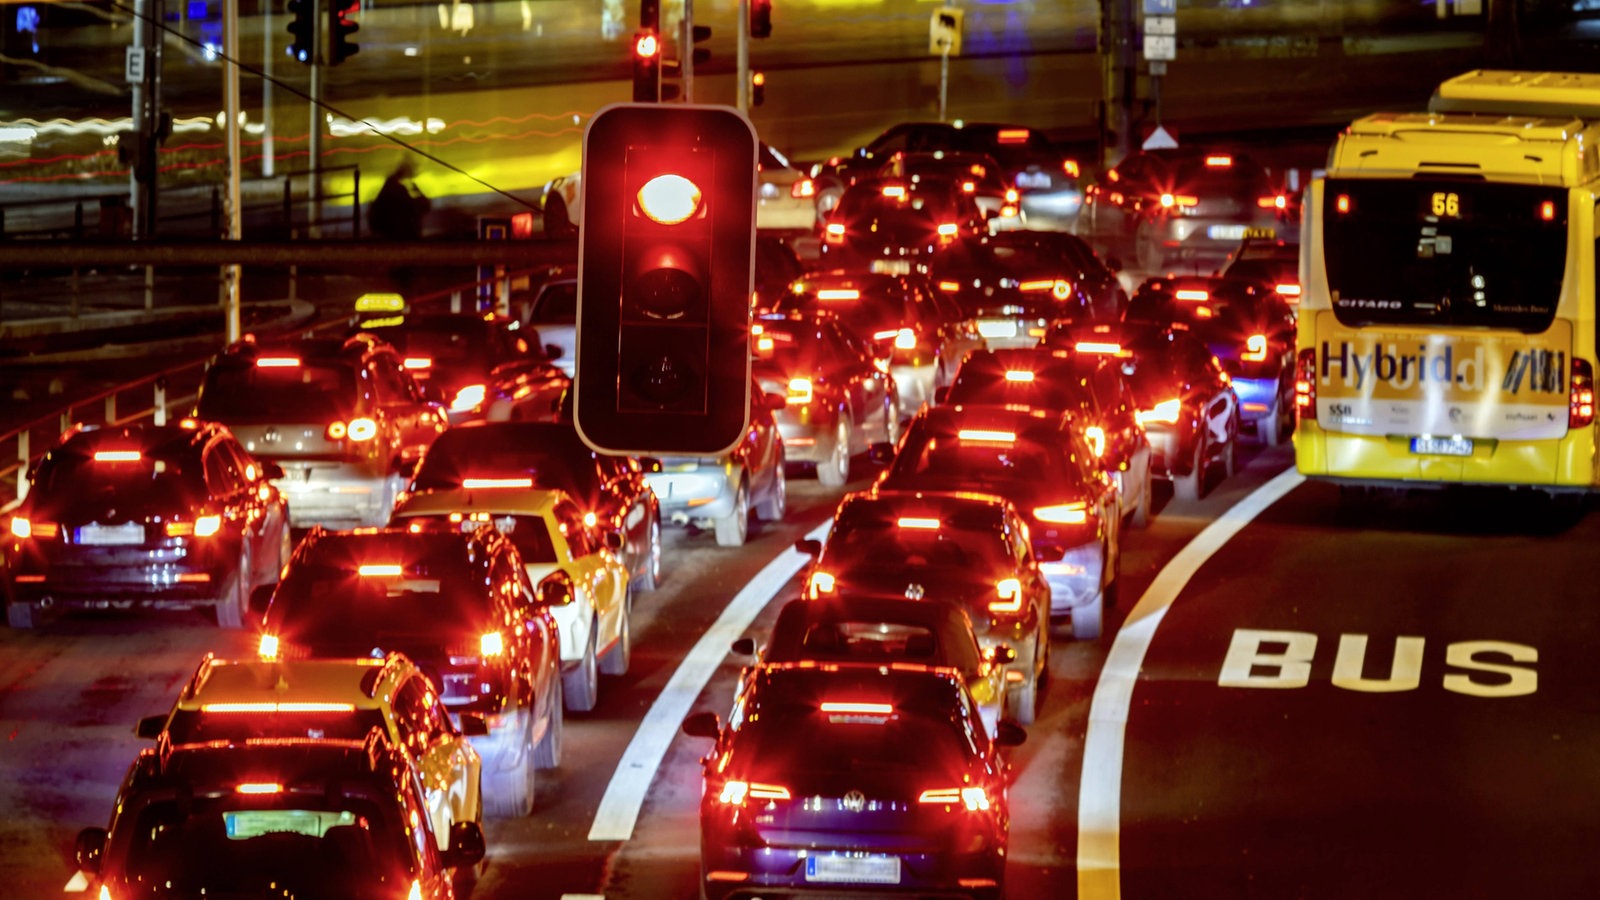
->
[
  {"left": 736, "top": 0, "right": 749, "bottom": 112},
  {"left": 680, "top": 0, "right": 694, "bottom": 103},
  {"left": 223, "top": 0, "right": 243, "bottom": 342},
  {"left": 128, "top": 0, "right": 165, "bottom": 237},
  {"left": 308, "top": 52, "right": 324, "bottom": 238}
]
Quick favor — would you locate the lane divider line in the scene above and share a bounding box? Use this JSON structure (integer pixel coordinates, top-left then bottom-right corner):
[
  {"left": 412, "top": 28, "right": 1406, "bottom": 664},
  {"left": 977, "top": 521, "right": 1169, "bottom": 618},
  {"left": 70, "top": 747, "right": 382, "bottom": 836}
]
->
[
  {"left": 587, "top": 519, "right": 833, "bottom": 842},
  {"left": 1076, "top": 468, "right": 1305, "bottom": 899}
]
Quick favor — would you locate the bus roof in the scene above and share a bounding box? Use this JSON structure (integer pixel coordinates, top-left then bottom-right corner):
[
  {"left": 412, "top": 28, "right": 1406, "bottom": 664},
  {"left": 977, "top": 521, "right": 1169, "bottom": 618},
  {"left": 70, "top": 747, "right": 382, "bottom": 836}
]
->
[
  {"left": 1331, "top": 111, "right": 1600, "bottom": 186},
  {"left": 1429, "top": 70, "right": 1600, "bottom": 120}
]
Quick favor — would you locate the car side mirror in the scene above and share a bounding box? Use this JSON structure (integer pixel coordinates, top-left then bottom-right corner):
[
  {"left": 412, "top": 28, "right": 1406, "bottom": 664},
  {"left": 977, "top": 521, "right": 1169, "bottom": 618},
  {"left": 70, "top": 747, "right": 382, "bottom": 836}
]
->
[
  {"left": 681, "top": 710, "right": 721, "bottom": 739},
  {"left": 441, "top": 821, "right": 487, "bottom": 869},
  {"left": 603, "top": 530, "right": 624, "bottom": 552},
  {"left": 545, "top": 344, "right": 564, "bottom": 360},
  {"left": 994, "top": 720, "right": 1027, "bottom": 748},
  {"left": 75, "top": 828, "right": 108, "bottom": 875},
  {"left": 793, "top": 538, "right": 822, "bottom": 558},
  {"left": 867, "top": 442, "right": 896, "bottom": 466},
  {"left": 457, "top": 713, "right": 490, "bottom": 737},
  {"left": 248, "top": 584, "right": 275, "bottom": 616},
  {"left": 539, "top": 573, "right": 575, "bottom": 607},
  {"left": 730, "top": 637, "right": 757, "bottom": 656},
  {"left": 984, "top": 645, "right": 1016, "bottom": 666},
  {"left": 259, "top": 461, "right": 286, "bottom": 482},
  {"left": 134, "top": 714, "right": 167, "bottom": 740},
  {"left": 764, "top": 391, "right": 789, "bottom": 411},
  {"left": 933, "top": 386, "right": 949, "bottom": 404}
]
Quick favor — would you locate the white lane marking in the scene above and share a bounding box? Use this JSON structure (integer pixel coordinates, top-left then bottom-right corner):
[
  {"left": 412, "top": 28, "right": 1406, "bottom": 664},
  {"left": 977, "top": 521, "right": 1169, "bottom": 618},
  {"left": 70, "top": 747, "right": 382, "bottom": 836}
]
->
[
  {"left": 587, "top": 519, "right": 833, "bottom": 842},
  {"left": 1076, "top": 468, "right": 1305, "bottom": 899}
]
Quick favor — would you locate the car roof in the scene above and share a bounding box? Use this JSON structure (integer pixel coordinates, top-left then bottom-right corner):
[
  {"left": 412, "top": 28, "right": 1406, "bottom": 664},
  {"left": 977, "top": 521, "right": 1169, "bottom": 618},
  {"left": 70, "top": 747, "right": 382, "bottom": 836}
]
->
[
  {"left": 130, "top": 736, "right": 405, "bottom": 797},
  {"left": 392, "top": 485, "right": 574, "bottom": 519},
  {"left": 841, "top": 487, "right": 1012, "bottom": 520},
  {"left": 910, "top": 404, "right": 1064, "bottom": 441},
  {"left": 764, "top": 596, "right": 983, "bottom": 670},
  {"left": 172, "top": 656, "right": 403, "bottom": 713},
  {"left": 56, "top": 422, "right": 220, "bottom": 454},
  {"left": 746, "top": 662, "right": 968, "bottom": 718}
]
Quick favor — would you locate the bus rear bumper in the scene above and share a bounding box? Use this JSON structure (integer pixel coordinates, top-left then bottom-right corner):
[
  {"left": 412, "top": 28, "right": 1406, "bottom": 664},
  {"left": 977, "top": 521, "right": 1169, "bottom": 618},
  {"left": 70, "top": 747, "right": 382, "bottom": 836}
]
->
[{"left": 1293, "top": 424, "right": 1595, "bottom": 491}]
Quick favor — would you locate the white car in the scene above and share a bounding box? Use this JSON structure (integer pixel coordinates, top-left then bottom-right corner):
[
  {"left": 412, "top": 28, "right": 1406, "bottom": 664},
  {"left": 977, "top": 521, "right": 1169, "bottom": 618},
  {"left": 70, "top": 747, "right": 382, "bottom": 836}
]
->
[{"left": 539, "top": 142, "right": 817, "bottom": 237}]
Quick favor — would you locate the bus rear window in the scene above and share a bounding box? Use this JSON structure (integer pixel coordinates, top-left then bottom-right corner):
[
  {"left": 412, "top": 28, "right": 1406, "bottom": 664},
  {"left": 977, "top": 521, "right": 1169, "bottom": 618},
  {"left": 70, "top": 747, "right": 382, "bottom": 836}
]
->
[{"left": 1322, "top": 179, "right": 1565, "bottom": 331}]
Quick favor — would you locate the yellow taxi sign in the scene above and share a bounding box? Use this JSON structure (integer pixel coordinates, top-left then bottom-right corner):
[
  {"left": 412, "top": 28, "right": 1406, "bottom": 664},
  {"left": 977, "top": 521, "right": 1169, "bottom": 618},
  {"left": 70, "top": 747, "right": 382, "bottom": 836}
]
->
[{"left": 354, "top": 292, "right": 406, "bottom": 313}]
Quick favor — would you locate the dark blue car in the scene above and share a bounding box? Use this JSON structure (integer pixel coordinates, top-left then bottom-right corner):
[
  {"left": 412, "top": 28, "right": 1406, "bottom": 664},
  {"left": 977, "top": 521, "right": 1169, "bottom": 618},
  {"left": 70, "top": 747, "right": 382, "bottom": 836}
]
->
[{"left": 682, "top": 663, "right": 1024, "bottom": 900}]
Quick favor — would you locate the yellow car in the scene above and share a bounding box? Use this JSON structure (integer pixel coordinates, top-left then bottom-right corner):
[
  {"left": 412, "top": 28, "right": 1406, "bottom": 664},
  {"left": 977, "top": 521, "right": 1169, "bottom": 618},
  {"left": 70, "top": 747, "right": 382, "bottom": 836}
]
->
[
  {"left": 390, "top": 487, "right": 632, "bottom": 713},
  {"left": 135, "top": 653, "right": 483, "bottom": 855}
]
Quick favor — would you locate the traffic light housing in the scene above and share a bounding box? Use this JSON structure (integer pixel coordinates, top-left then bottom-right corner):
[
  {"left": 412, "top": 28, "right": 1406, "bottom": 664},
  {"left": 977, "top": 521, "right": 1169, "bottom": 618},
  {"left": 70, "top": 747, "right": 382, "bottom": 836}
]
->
[
  {"left": 750, "top": 0, "right": 772, "bottom": 39},
  {"left": 750, "top": 71, "right": 765, "bottom": 107},
  {"left": 328, "top": 0, "right": 358, "bottom": 65},
  {"left": 632, "top": 29, "right": 660, "bottom": 102},
  {"left": 575, "top": 103, "right": 759, "bottom": 457},
  {"left": 285, "top": 0, "right": 315, "bottom": 64},
  {"left": 690, "top": 24, "right": 711, "bottom": 65}
]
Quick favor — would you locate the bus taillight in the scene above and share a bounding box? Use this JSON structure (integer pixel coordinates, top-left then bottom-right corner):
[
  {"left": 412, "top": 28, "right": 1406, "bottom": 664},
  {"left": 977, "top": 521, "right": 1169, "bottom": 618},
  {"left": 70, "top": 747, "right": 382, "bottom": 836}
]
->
[
  {"left": 1570, "top": 358, "right": 1594, "bottom": 428},
  {"left": 1295, "top": 348, "right": 1317, "bottom": 420}
]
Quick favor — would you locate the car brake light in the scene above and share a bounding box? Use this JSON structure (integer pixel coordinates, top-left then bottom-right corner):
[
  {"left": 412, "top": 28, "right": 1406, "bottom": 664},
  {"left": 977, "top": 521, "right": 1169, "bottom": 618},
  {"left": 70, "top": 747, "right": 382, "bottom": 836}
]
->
[
  {"left": 193, "top": 514, "right": 222, "bottom": 537},
  {"left": 1137, "top": 398, "right": 1183, "bottom": 425},
  {"left": 821, "top": 701, "right": 894, "bottom": 714},
  {"left": 989, "top": 577, "right": 1024, "bottom": 613},
  {"left": 1005, "top": 188, "right": 1019, "bottom": 204},
  {"left": 403, "top": 357, "right": 433, "bottom": 370},
  {"left": 1019, "top": 280, "right": 1055, "bottom": 292},
  {"left": 450, "top": 384, "right": 488, "bottom": 412},
  {"left": 824, "top": 222, "right": 846, "bottom": 245},
  {"left": 1004, "top": 370, "right": 1035, "bottom": 383},
  {"left": 1295, "top": 348, "right": 1317, "bottom": 421},
  {"left": 791, "top": 178, "right": 816, "bottom": 199},
  {"left": 1275, "top": 283, "right": 1302, "bottom": 299},
  {"left": 408, "top": 880, "right": 423, "bottom": 900},
  {"left": 897, "top": 516, "right": 940, "bottom": 530},
  {"left": 1242, "top": 334, "right": 1269, "bottom": 362},
  {"left": 1205, "top": 154, "right": 1233, "bottom": 167},
  {"left": 1174, "top": 289, "right": 1209, "bottom": 301},
  {"left": 1034, "top": 501, "right": 1089, "bottom": 524},
  {"left": 480, "top": 631, "right": 505, "bottom": 657},
  {"left": 462, "top": 477, "right": 535, "bottom": 489},
  {"left": 919, "top": 786, "right": 991, "bottom": 811},
  {"left": 1063, "top": 159, "right": 1080, "bottom": 178},
  {"left": 202, "top": 701, "right": 356, "bottom": 713},
  {"left": 881, "top": 185, "right": 906, "bottom": 198},
  {"left": 1335, "top": 193, "right": 1351, "bottom": 214},
  {"left": 961, "top": 180, "right": 976, "bottom": 193},
  {"left": 10, "top": 517, "right": 31, "bottom": 539},
  {"left": 1160, "top": 194, "right": 1198, "bottom": 208},
  {"left": 937, "top": 280, "right": 960, "bottom": 292},
  {"left": 1052, "top": 279, "right": 1073, "bottom": 300},
  {"left": 1570, "top": 358, "right": 1594, "bottom": 428},
  {"left": 1257, "top": 194, "right": 1288, "bottom": 210},
  {"left": 93, "top": 451, "right": 142, "bottom": 462},
  {"left": 817, "top": 288, "right": 859, "bottom": 301},
  {"left": 259, "top": 633, "right": 280, "bottom": 660},
  {"left": 235, "top": 783, "right": 283, "bottom": 795},
  {"left": 1084, "top": 425, "right": 1106, "bottom": 457},
  {"left": 1074, "top": 341, "right": 1123, "bottom": 355},
  {"left": 894, "top": 328, "right": 917, "bottom": 350},
  {"left": 255, "top": 357, "right": 301, "bottom": 368},
  {"left": 997, "top": 128, "right": 1029, "bottom": 144},
  {"left": 957, "top": 429, "right": 1015, "bottom": 443},
  {"left": 358, "top": 564, "right": 403, "bottom": 577},
  {"left": 718, "top": 781, "right": 790, "bottom": 805},
  {"left": 937, "top": 222, "right": 959, "bottom": 241},
  {"left": 787, "top": 378, "right": 814, "bottom": 405},
  {"left": 807, "top": 570, "right": 836, "bottom": 598},
  {"left": 1541, "top": 200, "right": 1557, "bottom": 221}
]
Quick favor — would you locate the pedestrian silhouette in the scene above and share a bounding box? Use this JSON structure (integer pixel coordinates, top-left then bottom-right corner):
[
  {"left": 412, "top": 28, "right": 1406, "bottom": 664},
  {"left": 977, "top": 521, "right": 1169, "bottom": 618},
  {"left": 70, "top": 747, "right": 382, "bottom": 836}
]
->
[{"left": 369, "top": 160, "right": 430, "bottom": 240}]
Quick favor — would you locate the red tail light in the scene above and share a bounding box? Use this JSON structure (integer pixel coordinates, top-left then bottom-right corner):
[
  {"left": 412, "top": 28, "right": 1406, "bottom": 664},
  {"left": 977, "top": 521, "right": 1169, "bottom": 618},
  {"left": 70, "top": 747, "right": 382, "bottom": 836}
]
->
[
  {"left": 718, "top": 781, "right": 790, "bottom": 805},
  {"left": 1034, "top": 502, "right": 1089, "bottom": 525},
  {"left": 1257, "top": 195, "right": 1288, "bottom": 210},
  {"left": 919, "top": 786, "right": 991, "bottom": 811},
  {"left": 1242, "top": 334, "right": 1268, "bottom": 362},
  {"left": 1570, "top": 358, "right": 1594, "bottom": 428},
  {"left": 824, "top": 222, "right": 845, "bottom": 245},
  {"left": 1063, "top": 159, "right": 1080, "bottom": 178},
  {"left": 1295, "top": 348, "right": 1317, "bottom": 420},
  {"left": 791, "top": 178, "right": 816, "bottom": 199}
]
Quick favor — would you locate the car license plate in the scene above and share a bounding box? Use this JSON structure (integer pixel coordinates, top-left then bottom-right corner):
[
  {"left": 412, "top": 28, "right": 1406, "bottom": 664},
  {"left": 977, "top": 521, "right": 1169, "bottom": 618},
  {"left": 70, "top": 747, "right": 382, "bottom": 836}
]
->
[
  {"left": 805, "top": 853, "right": 901, "bottom": 884},
  {"left": 870, "top": 259, "right": 912, "bottom": 275},
  {"left": 1206, "top": 224, "right": 1247, "bottom": 241},
  {"left": 77, "top": 522, "right": 146, "bottom": 545},
  {"left": 978, "top": 320, "right": 1018, "bottom": 339},
  {"left": 1410, "top": 436, "right": 1473, "bottom": 457},
  {"left": 1243, "top": 226, "right": 1277, "bottom": 239},
  {"left": 1015, "top": 172, "right": 1051, "bottom": 189}
]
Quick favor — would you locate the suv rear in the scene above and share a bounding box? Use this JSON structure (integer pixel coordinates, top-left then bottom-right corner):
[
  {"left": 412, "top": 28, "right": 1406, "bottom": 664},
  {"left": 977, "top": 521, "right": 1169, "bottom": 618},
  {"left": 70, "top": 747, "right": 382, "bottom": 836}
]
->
[
  {"left": 73, "top": 730, "right": 484, "bottom": 899},
  {"left": 255, "top": 524, "right": 564, "bottom": 818},
  {"left": 194, "top": 333, "right": 448, "bottom": 529}
]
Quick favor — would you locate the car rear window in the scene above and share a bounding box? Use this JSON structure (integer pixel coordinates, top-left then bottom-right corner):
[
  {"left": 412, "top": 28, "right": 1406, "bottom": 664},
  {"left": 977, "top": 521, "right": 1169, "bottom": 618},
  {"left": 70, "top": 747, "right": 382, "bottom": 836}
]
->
[
  {"left": 827, "top": 506, "right": 1013, "bottom": 573},
  {"left": 410, "top": 429, "right": 598, "bottom": 497},
  {"left": 164, "top": 708, "right": 388, "bottom": 745},
  {"left": 392, "top": 512, "right": 558, "bottom": 564},
  {"left": 731, "top": 704, "right": 975, "bottom": 782},
  {"left": 197, "top": 361, "right": 361, "bottom": 420},
  {"left": 888, "top": 426, "right": 1077, "bottom": 494},
  {"left": 272, "top": 542, "right": 494, "bottom": 642},
  {"left": 362, "top": 320, "right": 487, "bottom": 367},
  {"left": 31, "top": 444, "right": 206, "bottom": 513},
  {"left": 771, "top": 290, "right": 905, "bottom": 335},
  {"left": 944, "top": 361, "right": 1095, "bottom": 415}
]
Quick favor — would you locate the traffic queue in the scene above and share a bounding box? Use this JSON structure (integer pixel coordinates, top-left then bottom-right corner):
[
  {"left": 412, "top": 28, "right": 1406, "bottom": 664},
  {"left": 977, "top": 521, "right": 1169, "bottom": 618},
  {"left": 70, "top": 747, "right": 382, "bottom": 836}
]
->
[{"left": 2, "top": 126, "right": 1300, "bottom": 898}]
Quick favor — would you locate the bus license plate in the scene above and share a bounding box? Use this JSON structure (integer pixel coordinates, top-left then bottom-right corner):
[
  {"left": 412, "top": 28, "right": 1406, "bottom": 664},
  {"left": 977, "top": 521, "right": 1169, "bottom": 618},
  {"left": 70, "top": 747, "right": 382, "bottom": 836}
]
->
[
  {"left": 805, "top": 853, "right": 901, "bottom": 884},
  {"left": 1410, "top": 437, "right": 1473, "bottom": 457}
]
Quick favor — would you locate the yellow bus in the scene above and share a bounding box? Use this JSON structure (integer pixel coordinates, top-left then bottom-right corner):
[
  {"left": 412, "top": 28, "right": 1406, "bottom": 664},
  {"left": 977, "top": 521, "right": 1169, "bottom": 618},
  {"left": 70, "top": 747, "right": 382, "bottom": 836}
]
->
[{"left": 1294, "top": 70, "right": 1599, "bottom": 497}]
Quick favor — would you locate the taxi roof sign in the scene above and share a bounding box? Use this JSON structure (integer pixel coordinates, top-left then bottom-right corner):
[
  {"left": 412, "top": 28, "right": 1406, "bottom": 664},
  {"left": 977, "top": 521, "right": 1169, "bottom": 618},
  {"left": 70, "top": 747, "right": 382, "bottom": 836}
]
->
[{"left": 354, "top": 292, "right": 406, "bottom": 313}]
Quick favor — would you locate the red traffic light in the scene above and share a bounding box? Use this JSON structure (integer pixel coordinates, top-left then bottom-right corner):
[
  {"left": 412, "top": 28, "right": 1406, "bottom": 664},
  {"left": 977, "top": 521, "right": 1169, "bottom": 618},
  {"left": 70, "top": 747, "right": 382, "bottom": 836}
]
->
[
  {"left": 636, "top": 174, "right": 703, "bottom": 225},
  {"left": 635, "top": 32, "right": 659, "bottom": 59}
]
